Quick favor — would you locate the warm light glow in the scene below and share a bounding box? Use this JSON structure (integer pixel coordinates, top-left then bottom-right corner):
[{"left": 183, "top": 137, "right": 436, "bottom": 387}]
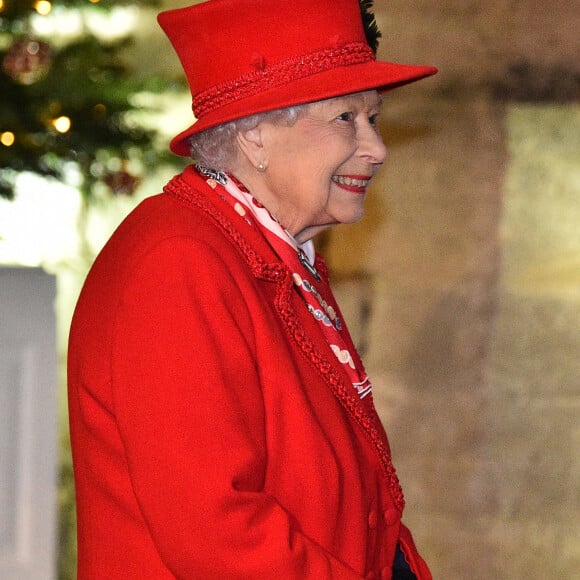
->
[
  {"left": 0, "top": 173, "right": 82, "bottom": 267},
  {"left": 1, "top": 132, "right": 15, "bottom": 147},
  {"left": 31, "top": 5, "right": 137, "bottom": 42},
  {"left": 52, "top": 116, "right": 72, "bottom": 133},
  {"left": 34, "top": 0, "right": 52, "bottom": 16},
  {"left": 0, "top": 1, "right": 5, "bottom": 13},
  {"left": 89, "top": 0, "right": 101, "bottom": 3}
]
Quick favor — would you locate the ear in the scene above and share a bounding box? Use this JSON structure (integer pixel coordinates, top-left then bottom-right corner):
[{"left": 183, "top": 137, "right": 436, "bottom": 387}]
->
[{"left": 236, "top": 126, "right": 266, "bottom": 170}]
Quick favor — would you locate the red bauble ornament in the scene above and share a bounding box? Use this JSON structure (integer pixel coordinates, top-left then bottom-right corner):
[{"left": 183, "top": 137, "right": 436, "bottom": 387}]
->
[
  {"left": 2, "top": 37, "right": 53, "bottom": 85},
  {"left": 103, "top": 170, "right": 140, "bottom": 196}
]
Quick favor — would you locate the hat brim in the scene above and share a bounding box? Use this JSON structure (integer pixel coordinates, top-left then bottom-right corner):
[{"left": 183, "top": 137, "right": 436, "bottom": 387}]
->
[{"left": 169, "top": 60, "right": 437, "bottom": 156}]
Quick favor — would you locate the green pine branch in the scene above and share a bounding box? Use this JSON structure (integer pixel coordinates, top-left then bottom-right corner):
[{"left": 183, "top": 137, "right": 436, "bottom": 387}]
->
[{"left": 0, "top": 0, "right": 183, "bottom": 200}]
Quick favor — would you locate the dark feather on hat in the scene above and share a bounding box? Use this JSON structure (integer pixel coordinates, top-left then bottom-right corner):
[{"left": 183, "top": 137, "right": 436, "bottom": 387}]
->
[{"left": 359, "top": 0, "right": 382, "bottom": 54}]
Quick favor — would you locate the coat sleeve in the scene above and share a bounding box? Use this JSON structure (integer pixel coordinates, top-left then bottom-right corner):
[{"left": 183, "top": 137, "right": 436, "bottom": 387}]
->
[
  {"left": 398, "top": 523, "right": 432, "bottom": 580},
  {"left": 110, "top": 236, "right": 363, "bottom": 579}
]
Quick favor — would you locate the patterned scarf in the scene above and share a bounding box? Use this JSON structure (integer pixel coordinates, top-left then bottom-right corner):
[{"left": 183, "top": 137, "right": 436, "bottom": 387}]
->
[{"left": 196, "top": 165, "right": 373, "bottom": 399}]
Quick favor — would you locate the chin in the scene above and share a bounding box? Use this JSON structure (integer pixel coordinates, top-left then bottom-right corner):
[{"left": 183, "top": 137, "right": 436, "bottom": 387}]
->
[{"left": 340, "top": 208, "right": 365, "bottom": 225}]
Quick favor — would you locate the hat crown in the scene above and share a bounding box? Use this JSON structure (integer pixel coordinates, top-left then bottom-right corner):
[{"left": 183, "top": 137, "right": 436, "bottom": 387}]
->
[{"left": 158, "top": 0, "right": 368, "bottom": 106}]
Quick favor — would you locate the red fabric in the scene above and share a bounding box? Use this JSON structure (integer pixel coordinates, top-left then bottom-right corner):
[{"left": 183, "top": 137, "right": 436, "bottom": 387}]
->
[{"left": 68, "top": 165, "right": 431, "bottom": 579}]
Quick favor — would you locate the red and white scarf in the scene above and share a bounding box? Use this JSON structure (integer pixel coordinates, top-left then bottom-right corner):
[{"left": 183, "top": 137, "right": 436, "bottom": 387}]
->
[{"left": 197, "top": 165, "right": 373, "bottom": 399}]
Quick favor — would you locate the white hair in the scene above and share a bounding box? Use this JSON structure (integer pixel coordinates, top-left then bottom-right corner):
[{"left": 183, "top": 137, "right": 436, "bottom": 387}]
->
[{"left": 188, "top": 105, "right": 308, "bottom": 171}]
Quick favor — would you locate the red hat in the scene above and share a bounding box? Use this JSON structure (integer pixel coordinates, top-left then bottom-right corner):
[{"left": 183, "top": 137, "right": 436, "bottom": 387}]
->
[{"left": 158, "top": 0, "right": 437, "bottom": 156}]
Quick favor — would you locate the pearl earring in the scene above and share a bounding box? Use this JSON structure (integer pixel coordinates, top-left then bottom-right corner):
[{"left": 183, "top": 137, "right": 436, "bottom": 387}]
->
[{"left": 257, "top": 162, "right": 266, "bottom": 172}]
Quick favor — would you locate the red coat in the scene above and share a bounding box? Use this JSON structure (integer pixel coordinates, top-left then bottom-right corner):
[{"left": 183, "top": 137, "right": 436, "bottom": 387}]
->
[{"left": 68, "top": 166, "right": 431, "bottom": 579}]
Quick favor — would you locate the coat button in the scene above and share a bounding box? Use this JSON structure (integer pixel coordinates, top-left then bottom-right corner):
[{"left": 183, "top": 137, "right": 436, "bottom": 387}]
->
[
  {"left": 380, "top": 566, "right": 390, "bottom": 579},
  {"left": 367, "top": 509, "right": 378, "bottom": 529},
  {"left": 382, "top": 507, "right": 399, "bottom": 526}
]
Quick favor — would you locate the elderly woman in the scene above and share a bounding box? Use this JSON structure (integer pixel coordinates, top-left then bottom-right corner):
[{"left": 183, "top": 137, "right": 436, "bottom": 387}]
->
[{"left": 67, "top": 0, "right": 437, "bottom": 578}]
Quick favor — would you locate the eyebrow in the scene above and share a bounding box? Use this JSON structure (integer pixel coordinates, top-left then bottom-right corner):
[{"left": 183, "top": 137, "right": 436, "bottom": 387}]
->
[{"left": 334, "top": 92, "right": 383, "bottom": 109}]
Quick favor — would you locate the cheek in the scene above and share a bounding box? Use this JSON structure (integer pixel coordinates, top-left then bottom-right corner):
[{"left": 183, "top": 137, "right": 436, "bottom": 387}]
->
[
  {"left": 308, "top": 130, "right": 354, "bottom": 166},
  {"left": 314, "top": 147, "right": 354, "bottom": 185}
]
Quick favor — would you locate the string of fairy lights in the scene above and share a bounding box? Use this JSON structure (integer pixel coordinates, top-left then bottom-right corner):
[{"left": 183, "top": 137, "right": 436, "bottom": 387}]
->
[
  {"left": 0, "top": 0, "right": 169, "bottom": 200},
  {"left": 0, "top": 0, "right": 133, "bottom": 151},
  {"left": 1, "top": 1, "right": 66, "bottom": 148}
]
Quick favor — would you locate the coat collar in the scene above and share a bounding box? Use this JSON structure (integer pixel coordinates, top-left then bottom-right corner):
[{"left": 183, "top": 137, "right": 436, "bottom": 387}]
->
[{"left": 165, "top": 165, "right": 290, "bottom": 283}]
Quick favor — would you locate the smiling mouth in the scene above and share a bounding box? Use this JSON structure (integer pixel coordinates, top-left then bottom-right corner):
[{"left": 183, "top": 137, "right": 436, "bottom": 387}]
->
[{"left": 332, "top": 174, "right": 371, "bottom": 193}]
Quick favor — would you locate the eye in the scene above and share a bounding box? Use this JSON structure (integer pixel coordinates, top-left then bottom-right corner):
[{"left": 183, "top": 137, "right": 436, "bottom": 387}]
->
[
  {"left": 368, "top": 113, "right": 380, "bottom": 127},
  {"left": 336, "top": 111, "right": 354, "bottom": 122}
]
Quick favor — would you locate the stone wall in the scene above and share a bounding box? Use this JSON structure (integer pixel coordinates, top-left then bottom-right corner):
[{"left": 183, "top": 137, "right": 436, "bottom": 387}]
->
[{"left": 327, "top": 1, "right": 580, "bottom": 578}]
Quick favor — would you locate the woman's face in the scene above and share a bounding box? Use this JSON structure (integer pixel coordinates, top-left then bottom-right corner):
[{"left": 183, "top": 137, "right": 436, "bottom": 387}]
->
[{"left": 241, "top": 90, "right": 387, "bottom": 243}]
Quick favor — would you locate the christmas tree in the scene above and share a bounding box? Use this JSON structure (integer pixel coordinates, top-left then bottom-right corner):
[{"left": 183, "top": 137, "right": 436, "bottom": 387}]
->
[
  {"left": 1, "top": 3, "right": 186, "bottom": 577},
  {"left": 0, "top": 0, "right": 180, "bottom": 202}
]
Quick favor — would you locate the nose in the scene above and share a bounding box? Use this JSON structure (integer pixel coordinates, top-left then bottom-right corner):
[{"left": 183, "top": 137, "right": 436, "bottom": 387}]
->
[{"left": 357, "top": 121, "right": 387, "bottom": 166}]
